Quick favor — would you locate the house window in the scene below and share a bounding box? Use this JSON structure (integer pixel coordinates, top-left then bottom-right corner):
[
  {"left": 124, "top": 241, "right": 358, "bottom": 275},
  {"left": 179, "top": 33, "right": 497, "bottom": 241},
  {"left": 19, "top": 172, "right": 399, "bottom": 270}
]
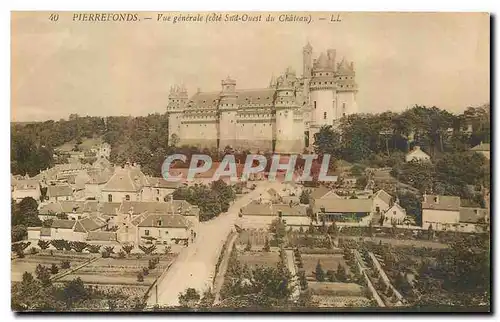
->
[
  {"left": 376, "top": 206, "right": 380, "bottom": 212},
  {"left": 156, "top": 197, "right": 160, "bottom": 201},
  {"left": 393, "top": 211, "right": 396, "bottom": 215},
  {"left": 314, "top": 101, "right": 317, "bottom": 109},
  {"left": 323, "top": 112, "right": 327, "bottom": 120},
  {"left": 125, "top": 195, "right": 130, "bottom": 201},
  {"left": 145, "top": 230, "right": 150, "bottom": 236},
  {"left": 108, "top": 194, "right": 113, "bottom": 202},
  {"left": 156, "top": 189, "right": 160, "bottom": 195}
]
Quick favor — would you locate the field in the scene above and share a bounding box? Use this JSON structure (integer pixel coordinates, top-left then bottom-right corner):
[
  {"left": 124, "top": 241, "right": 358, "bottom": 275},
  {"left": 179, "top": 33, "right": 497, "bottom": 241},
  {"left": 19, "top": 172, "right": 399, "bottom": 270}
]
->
[
  {"left": 238, "top": 251, "right": 280, "bottom": 269},
  {"left": 237, "top": 229, "right": 270, "bottom": 247},
  {"left": 58, "top": 254, "right": 176, "bottom": 285},
  {"left": 310, "top": 295, "right": 373, "bottom": 308},
  {"left": 12, "top": 250, "right": 178, "bottom": 300},
  {"left": 308, "top": 281, "right": 364, "bottom": 296},
  {"left": 11, "top": 251, "right": 94, "bottom": 282},
  {"left": 301, "top": 254, "right": 350, "bottom": 280}
]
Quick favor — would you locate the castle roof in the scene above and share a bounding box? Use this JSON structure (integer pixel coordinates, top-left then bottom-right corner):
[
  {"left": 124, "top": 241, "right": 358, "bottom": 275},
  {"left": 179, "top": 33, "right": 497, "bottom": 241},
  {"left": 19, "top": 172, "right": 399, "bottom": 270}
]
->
[
  {"left": 187, "top": 91, "right": 221, "bottom": 109},
  {"left": 315, "top": 52, "right": 329, "bottom": 69},
  {"left": 237, "top": 88, "right": 275, "bottom": 106},
  {"left": 337, "top": 58, "right": 355, "bottom": 75}
]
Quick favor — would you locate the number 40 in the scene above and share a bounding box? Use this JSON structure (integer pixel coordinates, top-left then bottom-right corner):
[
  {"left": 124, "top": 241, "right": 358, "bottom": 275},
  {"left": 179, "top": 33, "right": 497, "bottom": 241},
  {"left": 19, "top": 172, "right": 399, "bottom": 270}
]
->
[{"left": 48, "top": 13, "right": 59, "bottom": 22}]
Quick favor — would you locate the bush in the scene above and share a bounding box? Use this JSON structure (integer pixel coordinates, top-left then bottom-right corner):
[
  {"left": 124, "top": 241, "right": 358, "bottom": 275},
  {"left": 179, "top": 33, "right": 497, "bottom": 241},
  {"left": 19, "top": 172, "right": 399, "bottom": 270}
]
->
[
  {"left": 138, "top": 245, "right": 156, "bottom": 255},
  {"left": 122, "top": 244, "right": 134, "bottom": 255},
  {"left": 315, "top": 260, "right": 325, "bottom": 282},
  {"left": 137, "top": 272, "right": 144, "bottom": 282},
  {"left": 262, "top": 238, "right": 270, "bottom": 252},
  {"left": 86, "top": 244, "right": 101, "bottom": 253},
  {"left": 51, "top": 239, "right": 69, "bottom": 251},
  {"left": 117, "top": 250, "right": 126, "bottom": 259},
  {"left": 29, "top": 247, "right": 38, "bottom": 255},
  {"left": 101, "top": 251, "right": 110, "bottom": 258},
  {"left": 148, "top": 259, "right": 157, "bottom": 270},
  {"left": 142, "top": 268, "right": 149, "bottom": 276},
  {"left": 70, "top": 241, "right": 89, "bottom": 253},
  {"left": 50, "top": 263, "right": 59, "bottom": 275},
  {"left": 326, "top": 269, "right": 336, "bottom": 282},
  {"left": 61, "top": 260, "right": 71, "bottom": 269},
  {"left": 37, "top": 240, "right": 51, "bottom": 250},
  {"left": 244, "top": 240, "right": 252, "bottom": 251},
  {"left": 164, "top": 245, "right": 171, "bottom": 255},
  {"left": 103, "top": 246, "right": 115, "bottom": 254}
]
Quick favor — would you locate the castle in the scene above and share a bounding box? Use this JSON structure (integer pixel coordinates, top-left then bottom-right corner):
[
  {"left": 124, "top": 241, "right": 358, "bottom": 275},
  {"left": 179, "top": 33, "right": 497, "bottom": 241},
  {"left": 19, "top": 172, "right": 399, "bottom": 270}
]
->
[{"left": 167, "top": 43, "right": 358, "bottom": 153}]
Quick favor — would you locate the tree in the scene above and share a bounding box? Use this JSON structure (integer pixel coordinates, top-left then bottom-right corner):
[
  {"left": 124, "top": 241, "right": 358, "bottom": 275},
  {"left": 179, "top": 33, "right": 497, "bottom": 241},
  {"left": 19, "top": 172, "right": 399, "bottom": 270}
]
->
[
  {"left": 12, "top": 241, "right": 31, "bottom": 258},
  {"left": 326, "top": 269, "right": 336, "bottom": 282},
  {"left": 178, "top": 288, "right": 201, "bottom": 307},
  {"left": 12, "top": 225, "right": 27, "bottom": 243},
  {"left": 262, "top": 238, "right": 270, "bottom": 252},
  {"left": 122, "top": 244, "right": 134, "bottom": 255},
  {"left": 51, "top": 239, "right": 69, "bottom": 251},
  {"left": 35, "top": 264, "right": 51, "bottom": 286},
  {"left": 70, "top": 241, "right": 89, "bottom": 253},
  {"left": 299, "top": 190, "right": 310, "bottom": 204},
  {"left": 50, "top": 264, "right": 59, "bottom": 275},
  {"left": 38, "top": 239, "right": 50, "bottom": 250},
  {"left": 61, "top": 278, "right": 88, "bottom": 308},
  {"left": 61, "top": 260, "right": 71, "bottom": 269},
  {"left": 103, "top": 246, "right": 115, "bottom": 254},
  {"left": 315, "top": 260, "right": 325, "bottom": 282},
  {"left": 313, "top": 125, "right": 341, "bottom": 158},
  {"left": 336, "top": 263, "right": 348, "bottom": 282},
  {"left": 86, "top": 244, "right": 101, "bottom": 253},
  {"left": 137, "top": 272, "right": 144, "bottom": 282},
  {"left": 138, "top": 244, "right": 157, "bottom": 255},
  {"left": 244, "top": 239, "right": 252, "bottom": 251}
]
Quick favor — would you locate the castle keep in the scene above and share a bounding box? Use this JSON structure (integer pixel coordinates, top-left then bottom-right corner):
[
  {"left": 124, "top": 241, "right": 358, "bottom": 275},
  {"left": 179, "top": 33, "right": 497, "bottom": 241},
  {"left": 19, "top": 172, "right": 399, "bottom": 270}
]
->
[{"left": 167, "top": 43, "right": 358, "bottom": 153}]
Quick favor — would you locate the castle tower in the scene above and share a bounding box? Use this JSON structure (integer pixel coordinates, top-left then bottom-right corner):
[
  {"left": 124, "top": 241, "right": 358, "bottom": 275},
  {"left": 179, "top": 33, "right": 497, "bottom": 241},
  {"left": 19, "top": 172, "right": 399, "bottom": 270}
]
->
[
  {"left": 303, "top": 42, "right": 313, "bottom": 78},
  {"left": 308, "top": 51, "right": 337, "bottom": 145},
  {"left": 335, "top": 58, "right": 358, "bottom": 117},
  {"left": 274, "top": 67, "right": 303, "bottom": 153},
  {"left": 218, "top": 76, "right": 238, "bottom": 150},
  {"left": 167, "top": 84, "right": 188, "bottom": 144}
]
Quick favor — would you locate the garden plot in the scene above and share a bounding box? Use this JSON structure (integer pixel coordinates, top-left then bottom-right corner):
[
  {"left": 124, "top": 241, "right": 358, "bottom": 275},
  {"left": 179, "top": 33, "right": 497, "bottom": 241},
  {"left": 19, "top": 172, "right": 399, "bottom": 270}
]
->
[
  {"left": 238, "top": 251, "right": 280, "bottom": 269},
  {"left": 11, "top": 251, "right": 94, "bottom": 282},
  {"left": 308, "top": 281, "right": 365, "bottom": 297},
  {"left": 237, "top": 229, "right": 270, "bottom": 247},
  {"left": 301, "top": 254, "right": 350, "bottom": 280},
  {"left": 58, "top": 254, "right": 176, "bottom": 285},
  {"left": 311, "top": 295, "right": 373, "bottom": 308}
]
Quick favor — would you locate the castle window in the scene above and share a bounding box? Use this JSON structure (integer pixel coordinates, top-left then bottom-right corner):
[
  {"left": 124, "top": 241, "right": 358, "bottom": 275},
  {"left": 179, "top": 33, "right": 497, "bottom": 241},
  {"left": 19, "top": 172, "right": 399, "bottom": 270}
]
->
[
  {"left": 108, "top": 194, "right": 113, "bottom": 202},
  {"left": 125, "top": 195, "right": 130, "bottom": 201},
  {"left": 314, "top": 101, "right": 317, "bottom": 109}
]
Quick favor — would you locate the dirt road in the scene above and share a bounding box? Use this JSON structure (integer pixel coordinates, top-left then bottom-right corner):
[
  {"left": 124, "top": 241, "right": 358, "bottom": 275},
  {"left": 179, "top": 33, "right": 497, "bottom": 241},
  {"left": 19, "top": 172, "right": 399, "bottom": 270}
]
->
[{"left": 147, "top": 181, "right": 280, "bottom": 307}]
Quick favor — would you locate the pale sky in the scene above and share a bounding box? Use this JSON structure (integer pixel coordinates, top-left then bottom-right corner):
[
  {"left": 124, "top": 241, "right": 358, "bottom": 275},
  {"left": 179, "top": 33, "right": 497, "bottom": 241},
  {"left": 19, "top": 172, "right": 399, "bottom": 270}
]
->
[{"left": 11, "top": 12, "right": 490, "bottom": 122}]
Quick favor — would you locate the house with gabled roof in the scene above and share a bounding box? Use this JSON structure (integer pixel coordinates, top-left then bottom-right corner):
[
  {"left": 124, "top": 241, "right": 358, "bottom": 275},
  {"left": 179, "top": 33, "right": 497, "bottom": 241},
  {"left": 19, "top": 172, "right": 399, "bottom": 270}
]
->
[
  {"left": 238, "top": 201, "right": 310, "bottom": 229},
  {"left": 101, "top": 164, "right": 149, "bottom": 203},
  {"left": 137, "top": 214, "right": 193, "bottom": 246},
  {"left": 405, "top": 146, "right": 431, "bottom": 163},
  {"left": 373, "top": 189, "right": 393, "bottom": 214},
  {"left": 422, "top": 194, "right": 461, "bottom": 230},
  {"left": 46, "top": 184, "right": 74, "bottom": 202}
]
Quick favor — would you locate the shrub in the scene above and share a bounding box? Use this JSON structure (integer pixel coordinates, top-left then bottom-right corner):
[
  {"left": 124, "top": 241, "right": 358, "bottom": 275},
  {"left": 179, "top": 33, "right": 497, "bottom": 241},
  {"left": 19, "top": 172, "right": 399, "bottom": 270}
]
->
[
  {"left": 164, "top": 245, "right": 171, "bottom": 255},
  {"left": 142, "top": 268, "right": 149, "bottom": 276},
  {"left": 315, "top": 260, "right": 325, "bottom": 282},
  {"left": 86, "top": 244, "right": 101, "bottom": 253},
  {"left": 50, "top": 263, "right": 59, "bottom": 275},
  {"left": 51, "top": 239, "right": 69, "bottom": 251},
  {"left": 326, "top": 269, "right": 336, "bottom": 282},
  {"left": 138, "top": 245, "right": 156, "bottom": 255},
  {"left": 244, "top": 240, "right": 252, "bottom": 251},
  {"left": 101, "top": 251, "right": 110, "bottom": 258},
  {"left": 262, "top": 238, "right": 270, "bottom": 252},
  {"left": 61, "top": 260, "right": 71, "bottom": 269},
  {"left": 103, "top": 246, "right": 115, "bottom": 254},
  {"left": 137, "top": 272, "right": 144, "bottom": 282},
  {"left": 122, "top": 244, "right": 134, "bottom": 255},
  {"left": 117, "top": 250, "right": 126, "bottom": 259},
  {"left": 37, "top": 240, "right": 51, "bottom": 250},
  {"left": 148, "top": 259, "right": 156, "bottom": 270},
  {"left": 29, "top": 247, "right": 38, "bottom": 255},
  {"left": 70, "top": 241, "right": 89, "bottom": 253}
]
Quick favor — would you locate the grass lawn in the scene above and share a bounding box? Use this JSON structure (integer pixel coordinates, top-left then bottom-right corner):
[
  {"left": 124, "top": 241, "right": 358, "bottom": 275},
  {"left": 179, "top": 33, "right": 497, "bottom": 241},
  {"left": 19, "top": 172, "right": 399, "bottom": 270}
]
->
[
  {"left": 238, "top": 251, "right": 280, "bottom": 269},
  {"left": 301, "top": 254, "right": 351, "bottom": 280}
]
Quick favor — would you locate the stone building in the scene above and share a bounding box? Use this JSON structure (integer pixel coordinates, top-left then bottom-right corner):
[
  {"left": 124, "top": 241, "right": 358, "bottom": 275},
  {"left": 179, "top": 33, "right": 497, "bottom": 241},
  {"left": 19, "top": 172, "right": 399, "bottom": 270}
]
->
[{"left": 167, "top": 43, "right": 359, "bottom": 153}]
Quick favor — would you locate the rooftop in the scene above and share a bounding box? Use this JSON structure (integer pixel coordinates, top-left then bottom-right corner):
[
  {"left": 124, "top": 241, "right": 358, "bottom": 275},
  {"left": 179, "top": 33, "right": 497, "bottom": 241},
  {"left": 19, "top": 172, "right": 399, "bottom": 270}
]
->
[{"left": 422, "top": 195, "right": 461, "bottom": 212}]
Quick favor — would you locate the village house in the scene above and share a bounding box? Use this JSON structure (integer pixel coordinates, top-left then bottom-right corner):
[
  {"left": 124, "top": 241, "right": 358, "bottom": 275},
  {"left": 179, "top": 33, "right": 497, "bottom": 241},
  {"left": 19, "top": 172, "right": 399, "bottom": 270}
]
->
[
  {"left": 421, "top": 194, "right": 461, "bottom": 230},
  {"left": 405, "top": 146, "right": 431, "bottom": 163},
  {"left": 458, "top": 207, "right": 490, "bottom": 233},
  {"left": 46, "top": 184, "right": 74, "bottom": 202},
  {"left": 470, "top": 142, "right": 490, "bottom": 160},
  {"left": 84, "top": 169, "right": 114, "bottom": 200},
  {"left": 238, "top": 200, "right": 310, "bottom": 229},
  {"left": 381, "top": 202, "right": 407, "bottom": 227},
  {"left": 311, "top": 198, "right": 374, "bottom": 225},
  {"left": 372, "top": 189, "right": 392, "bottom": 214},
  {"left": 145, "top": 177, "right": 184, "bottom": 202},
  {"left": 137, "top": 214, "right": 194, "bottom": 246},
  {"left": 101, "top": 164, "right": 149, "bottom": 203},
  {"left": 12, "top": 178, "right": 41, "bottom": 202},
  {"left": 259, "top": 188, "right": 283, "bottom": 204}
]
